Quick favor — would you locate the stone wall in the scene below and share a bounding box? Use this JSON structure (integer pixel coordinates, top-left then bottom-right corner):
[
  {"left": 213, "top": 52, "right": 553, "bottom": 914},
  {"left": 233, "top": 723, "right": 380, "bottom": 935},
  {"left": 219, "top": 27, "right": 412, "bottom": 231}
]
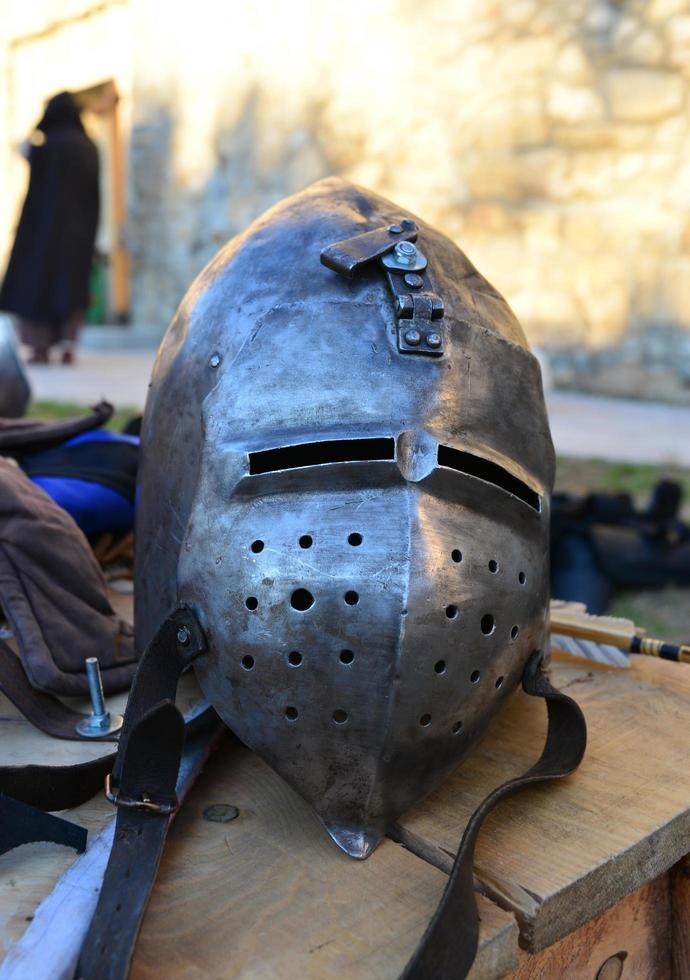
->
[{"left": 2, "top": 0, "right": 690, "bottom": 398}]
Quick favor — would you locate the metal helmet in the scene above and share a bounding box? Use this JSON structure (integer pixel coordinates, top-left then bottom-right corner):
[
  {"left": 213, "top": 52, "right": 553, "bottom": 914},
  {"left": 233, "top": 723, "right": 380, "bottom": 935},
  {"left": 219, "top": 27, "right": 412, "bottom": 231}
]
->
[
  {"left": 0, "top": 315, "right": 30, "bottom": 417},
  {"left": 135, "top": 178, "right": 554, "bottom": 859}
]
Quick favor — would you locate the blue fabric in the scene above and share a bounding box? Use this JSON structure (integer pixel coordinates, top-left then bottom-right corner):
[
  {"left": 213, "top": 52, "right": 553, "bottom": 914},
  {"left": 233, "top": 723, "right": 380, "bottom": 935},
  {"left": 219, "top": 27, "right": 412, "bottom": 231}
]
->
[
  {"left": 30, "top": 476, "right": 134, "bottom": 536},
  {"left": 27, "top": 430, "right": 139, "bottom": 536},
  {"left": 62, "top": 430, "right": 140, "bottom": 449}
]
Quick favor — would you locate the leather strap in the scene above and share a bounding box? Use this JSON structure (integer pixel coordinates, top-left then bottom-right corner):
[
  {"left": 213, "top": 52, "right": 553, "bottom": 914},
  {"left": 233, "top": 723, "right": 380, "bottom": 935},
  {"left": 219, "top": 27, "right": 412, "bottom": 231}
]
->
[
  {"left": 0, "top": 792, "right": 87, "bottom": 856},
  {"left": 0, "top": 753, "right": 115, "bottom": 812},
  {"left": 77, "top": 702, "right": 186, "bottom": 980},
  {"left": 76, "top": 625, "right": 586, "bottom": 980},
  {"left": 0, "top": 401, "right": 113, "bottom": 456},
  {"left": 401, "top": 651, "right": 587, "bottom": 979},
  {"left": 77, "top": 607, "right": 206, "bottom": 980},
  {"left": 0, "top": 639, "right": 116, "bottom": 742}
]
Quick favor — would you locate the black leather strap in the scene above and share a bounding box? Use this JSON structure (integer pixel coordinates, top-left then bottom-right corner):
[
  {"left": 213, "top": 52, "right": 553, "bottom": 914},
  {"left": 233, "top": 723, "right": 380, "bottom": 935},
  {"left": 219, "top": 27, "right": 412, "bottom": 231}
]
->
[
  {"left": 0, "top": 753, "right": 115, "bottom": 812},
  {"left": 402, "top": 651, "right": 587, "bottom": 979},
  {"left": 77, "top": 701, "right": 186, "bottom": 980},
  {"left": 76, "top": 629, "right": 586, "bottom": 980},
  {"left": 77, "top": 607, "right": 205, "bottom": 980},
  {"left": 0, "top": 792, "right": 87, "bottom": 856}
]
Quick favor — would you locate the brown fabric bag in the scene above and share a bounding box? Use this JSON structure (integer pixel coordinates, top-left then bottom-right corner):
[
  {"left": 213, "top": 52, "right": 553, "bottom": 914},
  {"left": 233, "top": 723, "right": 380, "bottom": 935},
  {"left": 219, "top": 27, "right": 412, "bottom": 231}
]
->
[{"left": 0, "top": 457, "right": 137, "bottom": 696}]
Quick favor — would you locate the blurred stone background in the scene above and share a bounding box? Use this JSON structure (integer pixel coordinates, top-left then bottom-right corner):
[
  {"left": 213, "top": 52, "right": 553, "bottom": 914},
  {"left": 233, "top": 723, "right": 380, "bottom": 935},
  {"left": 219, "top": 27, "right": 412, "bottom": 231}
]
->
[{"left": 1, "top": 0, "right": 690, "bottom": 399}]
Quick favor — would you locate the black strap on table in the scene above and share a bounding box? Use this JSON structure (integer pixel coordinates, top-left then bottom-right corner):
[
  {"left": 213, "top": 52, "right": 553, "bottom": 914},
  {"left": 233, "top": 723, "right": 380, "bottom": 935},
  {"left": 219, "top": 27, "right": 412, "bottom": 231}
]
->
[
  {"left": 402, "top": 650, "right": 587, "bottom": 978},
  {"left": 77, "top": 606, "right": 205, "bottom": 980},
  {"left": 0, "top": 792, "right": 87, "bottom": 856},
  {"left": 76, "top": 616, "right": 586, "bottom": 980},
  {"left": 77, "top": 701, "right": 186, "bottom": 980}
]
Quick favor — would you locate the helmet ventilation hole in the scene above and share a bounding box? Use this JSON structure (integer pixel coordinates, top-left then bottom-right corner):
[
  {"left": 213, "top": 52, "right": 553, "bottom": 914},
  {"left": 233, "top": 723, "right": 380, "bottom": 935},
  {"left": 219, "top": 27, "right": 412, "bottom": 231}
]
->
[
  {"left": 348, "top": 532, "right": 363, "bottom": 546},
  {"left": 434, "top": 660, "right": 446, "bottom": 674},
  {"left": 480, "top": 614, "right": 495, "bottom": 635},
  {"left": 245, "top": 596, "right": 258, "bottom": 611},
  {"left": 488, "top": 559, "right": 499, "bottom": 573},
  {"left": 452, "top": 720, "right": 463, "bottom": 734},
  {"left": 511, "top": 625, "right": 519, "bottom": 640},
  {"left": 299, "top": 534, "right": 313, "bottom": 549},
  {"left": 288, "top": 651, "right": 302, "bottom": 667},
  {"left": 291, "top": 588, "right": 314, "bottom": 611},
  {"left": 519, "top": 571, "right": 526, "bottom": 585},
  {"left": 333, "top": 708, "right": 348, "bottom": 724},
  {"left": 495, "top": 675, "right": 504, "bottom": 689},
  {"left": 241, "top": 655, "right": 254, "bottom": 670},
  {"left": 445, "top": 604, "right": 458, "bottom": 620},
  {"left": 340, "top": 649, "right": 354, "bottom": 664},
  {"left": 285, "top": 706, "right": 298, "bottom": 721},
  {"left": 470, "top": 670, "right": 481, "bottom": 684},
  {"left": 451, "top": 549, "right": 462, "bottom": 563},
  {"left": 419, "top": 713, "right": 432, "bottom": 727},
  {"left": 344, "top": 590, "right": 359, "bottom": 606},
  {"left": 250, "top": 540, "right": 264, "bottom": 553}
]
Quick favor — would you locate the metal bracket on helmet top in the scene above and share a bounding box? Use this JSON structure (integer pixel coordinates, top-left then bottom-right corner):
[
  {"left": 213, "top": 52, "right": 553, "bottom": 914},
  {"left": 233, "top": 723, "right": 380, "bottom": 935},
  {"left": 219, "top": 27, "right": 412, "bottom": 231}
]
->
[{"left": 320, "top": 220, "right": 445, "bottom": 357}]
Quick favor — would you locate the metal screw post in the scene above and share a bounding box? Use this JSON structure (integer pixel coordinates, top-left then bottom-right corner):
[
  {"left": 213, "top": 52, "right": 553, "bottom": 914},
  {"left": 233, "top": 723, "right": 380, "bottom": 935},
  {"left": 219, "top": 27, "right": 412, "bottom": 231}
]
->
[{"left": 75, "top": 657, "right": 124, "bottom": 738}]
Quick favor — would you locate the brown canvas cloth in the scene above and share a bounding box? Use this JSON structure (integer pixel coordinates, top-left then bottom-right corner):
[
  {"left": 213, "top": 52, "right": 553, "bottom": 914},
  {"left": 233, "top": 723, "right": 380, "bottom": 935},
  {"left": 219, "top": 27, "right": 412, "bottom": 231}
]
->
[{"left": 0, "top": 457, "right": 137, "bottom": 696}]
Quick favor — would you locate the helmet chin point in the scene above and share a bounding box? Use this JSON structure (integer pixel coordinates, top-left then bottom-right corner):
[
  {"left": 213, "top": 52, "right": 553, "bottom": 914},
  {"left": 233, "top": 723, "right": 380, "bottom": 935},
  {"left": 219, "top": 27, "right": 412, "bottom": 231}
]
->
[{"left": 323, "top": 821, "right": 383, "bottom": 860}]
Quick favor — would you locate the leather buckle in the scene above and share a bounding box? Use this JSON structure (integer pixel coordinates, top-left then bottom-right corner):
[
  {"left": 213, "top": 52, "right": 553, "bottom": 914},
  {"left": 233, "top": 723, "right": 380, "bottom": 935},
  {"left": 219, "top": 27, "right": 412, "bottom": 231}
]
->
[{"left": 105, "top": 774, "right": 177, "bottom": 816}]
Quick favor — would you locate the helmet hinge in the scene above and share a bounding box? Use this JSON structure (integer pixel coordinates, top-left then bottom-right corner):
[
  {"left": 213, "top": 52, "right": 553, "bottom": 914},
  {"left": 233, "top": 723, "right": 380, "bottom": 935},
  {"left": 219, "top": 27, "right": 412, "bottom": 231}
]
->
[
  {"left": 320, "top": 220, "right": 445, "bottom": 358},
  {"left": 385, "top": 270, "right": 445, "bottom": 357}
]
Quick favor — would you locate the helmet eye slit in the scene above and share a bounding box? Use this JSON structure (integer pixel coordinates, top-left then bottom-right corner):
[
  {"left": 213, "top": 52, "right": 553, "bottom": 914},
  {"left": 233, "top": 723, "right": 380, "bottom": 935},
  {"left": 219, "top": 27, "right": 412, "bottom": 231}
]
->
[
  {"left": 249, "top": 437, "right": 395, "bottom": 475},
  {"left": 437, "top": 444, "right": 541, "bottom": 513}
]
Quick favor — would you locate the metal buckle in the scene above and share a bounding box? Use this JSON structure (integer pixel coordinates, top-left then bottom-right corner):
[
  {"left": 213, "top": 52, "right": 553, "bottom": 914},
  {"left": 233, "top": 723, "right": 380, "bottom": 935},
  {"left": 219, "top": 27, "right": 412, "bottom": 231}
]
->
[{"left": 105, "top": 773, "right": 177, "bottom": 816}]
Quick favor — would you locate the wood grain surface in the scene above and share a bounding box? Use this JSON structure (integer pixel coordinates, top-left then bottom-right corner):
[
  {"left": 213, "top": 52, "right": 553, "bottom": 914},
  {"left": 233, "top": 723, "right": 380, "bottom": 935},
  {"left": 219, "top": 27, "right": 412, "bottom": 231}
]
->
[{"left": 131, "top": 737, "right": 517, "bottom": 980}]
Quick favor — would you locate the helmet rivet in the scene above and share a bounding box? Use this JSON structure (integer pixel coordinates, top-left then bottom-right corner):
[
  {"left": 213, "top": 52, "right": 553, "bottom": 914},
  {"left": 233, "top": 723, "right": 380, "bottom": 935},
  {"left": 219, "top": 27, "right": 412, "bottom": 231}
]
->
[
  {"left": 404, "top": 329, "right": 421, "bottom": 346},
  {"left": 404, "top": 273, "right": 423, "bottom": 289},
  {"left": 425, "top": 332, "right": 442, "bottom": 349},
  {"left": 177, "top": 626, "right": 190, "bottom": 645},
  {"left": 394, "top": 241, "right": 417, "bottom": 265},
  {"left": 388, "top": 223, "right": 403, "bottom": 234},
  {"left": 209, "top": 354, "right": 221, "bottom": 368}
]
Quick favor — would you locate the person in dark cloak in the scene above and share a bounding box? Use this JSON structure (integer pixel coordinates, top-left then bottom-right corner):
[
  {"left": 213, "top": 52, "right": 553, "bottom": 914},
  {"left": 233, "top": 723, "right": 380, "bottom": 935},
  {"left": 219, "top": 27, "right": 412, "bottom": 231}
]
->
[{"left": 0, "top": 91, "right": 100, "bottom": 365}]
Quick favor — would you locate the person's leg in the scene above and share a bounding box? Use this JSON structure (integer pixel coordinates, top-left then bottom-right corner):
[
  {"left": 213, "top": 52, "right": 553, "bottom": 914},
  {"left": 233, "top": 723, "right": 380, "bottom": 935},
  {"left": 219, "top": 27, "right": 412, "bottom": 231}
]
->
[
  {"left": 59, "top": 311, "right": 84, "bottom": 365},
  {"left": 18, "top": 318, "right": 51, "bottom": 364}
]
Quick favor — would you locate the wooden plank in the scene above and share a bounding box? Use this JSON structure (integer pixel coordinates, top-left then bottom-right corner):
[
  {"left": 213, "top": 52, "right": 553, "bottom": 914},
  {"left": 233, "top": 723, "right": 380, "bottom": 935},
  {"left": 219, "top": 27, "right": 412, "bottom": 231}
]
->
[
  {"left": 508, "top": 874, "right": 672, "bottom": 979},
  {"left": 396, "top": 652, "right": 690, "bottom": 951},
  {"left": 131, "top": 738, "right": 518, "bottom": 980}
]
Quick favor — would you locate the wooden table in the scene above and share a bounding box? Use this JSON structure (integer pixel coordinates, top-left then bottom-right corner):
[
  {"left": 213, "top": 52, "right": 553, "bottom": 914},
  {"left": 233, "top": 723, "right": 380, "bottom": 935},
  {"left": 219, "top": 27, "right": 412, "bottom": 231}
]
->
[{"left": 2, "top": 596, "right": 689, "bottom": 979}]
